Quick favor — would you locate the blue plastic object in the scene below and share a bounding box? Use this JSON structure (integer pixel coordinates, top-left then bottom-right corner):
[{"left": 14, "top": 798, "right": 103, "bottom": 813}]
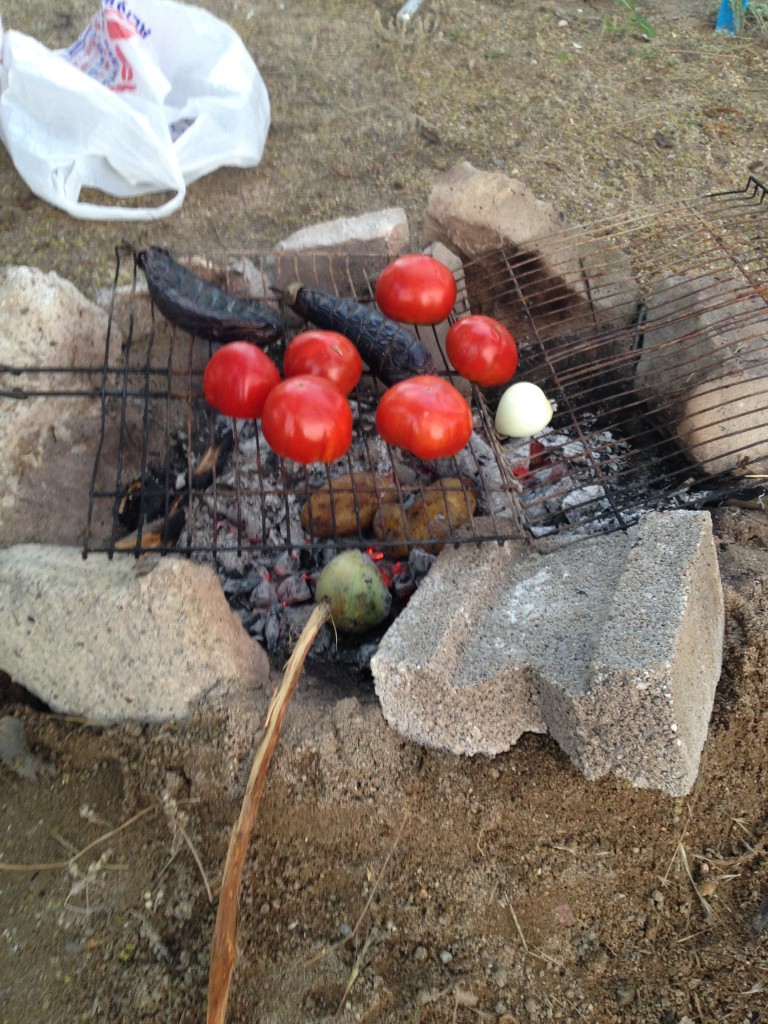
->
[{"left": 715, "top": 0, "right": 748, "bottom": 33}]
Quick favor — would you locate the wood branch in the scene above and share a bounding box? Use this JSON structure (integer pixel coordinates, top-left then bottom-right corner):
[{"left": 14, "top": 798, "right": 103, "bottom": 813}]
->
[{"left": 206, "top": 598, "right": 332, "bottom": 1024}]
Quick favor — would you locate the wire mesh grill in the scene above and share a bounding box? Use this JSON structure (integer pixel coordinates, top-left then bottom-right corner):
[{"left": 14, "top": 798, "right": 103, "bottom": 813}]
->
[{"left": 3, "top": 178, "right": 767, "bottom": 564}]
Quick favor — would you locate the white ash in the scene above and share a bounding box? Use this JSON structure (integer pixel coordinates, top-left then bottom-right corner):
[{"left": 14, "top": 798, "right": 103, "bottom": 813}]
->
[{"left": 562, "top": 484, "right": 611, "bottom": 523}]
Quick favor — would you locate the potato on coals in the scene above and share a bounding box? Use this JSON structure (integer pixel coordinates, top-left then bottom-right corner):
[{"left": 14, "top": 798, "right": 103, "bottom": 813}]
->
[{"left": 300, "top": 472, "right": 397, "bottom": 537}]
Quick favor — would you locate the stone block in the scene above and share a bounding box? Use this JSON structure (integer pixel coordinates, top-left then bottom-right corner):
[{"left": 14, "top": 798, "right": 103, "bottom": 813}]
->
[
  {"left": 272, "top": 208, "right": 410, "bottom": 295},
  {"left": 0, "top": 266, "right": 170, "bottom": 548},
  {"left": 371, "top": 510, "right": 724, "bottom": 796},
  {"left": 423, "top": 161, "right": 640, "bottom": 381},
  {"left": 0, "top": 545, "right": 269, "bottom": 723},
  {"left": 635, "top": 271, "right": 768, "bottom": 475}
]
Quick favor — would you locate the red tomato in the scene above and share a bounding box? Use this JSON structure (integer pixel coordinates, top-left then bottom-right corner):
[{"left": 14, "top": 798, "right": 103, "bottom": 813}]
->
[
  {"left": 375, "top": 375, "right": 473, "bottom": 460},
  {"left": 445, "top": 315, "right": 518, "bottom": 387},
  {"left": 375, "top": 254, "right": 458, "bottom": 325},
  {"left": 203, "top": 342, "right": 280, "bottom": 419},
  {"left": 261, "top": 375, "right": 353, "bottom": 464},
  {"left": 283, "top": 330, "right": 363, "bottom": 395}
]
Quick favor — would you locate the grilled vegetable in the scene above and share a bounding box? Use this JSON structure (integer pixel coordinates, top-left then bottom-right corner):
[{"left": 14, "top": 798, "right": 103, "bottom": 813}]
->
[
  {"left": 117, "top": 429, "right": 233, "bottom": 543},
  {"left": 300, "top": 472, "right": 398, "bottom": 537},
  {"left": 137, "top": 247, "right": 282, "bottom": 345},
  {"left": 315, "top": 550, "right": 392, "bottom": 634},
  {"left": 284, "top": 283, "right": 435, "bottom": 386},
  {"left": 372, "top": 476, "right": 477, "bottom": 557},
  {"left": 495, "top": 382, "right": 553, "bottom": 438}
]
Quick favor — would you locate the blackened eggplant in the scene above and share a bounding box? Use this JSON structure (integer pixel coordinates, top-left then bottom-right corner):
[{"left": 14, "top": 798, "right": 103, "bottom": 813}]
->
[
  {"left": 137, "top": 247, "right": 282, "bottom": 345},
  {"left": 285, "top": 283, "right": 435, "bottom": 386}
]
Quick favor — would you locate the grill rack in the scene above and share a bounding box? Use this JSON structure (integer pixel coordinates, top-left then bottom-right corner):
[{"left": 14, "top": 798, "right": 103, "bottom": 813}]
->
[
  {"left": 81, "top": 176, "right": 768, "bottom": 556},
  {"left": 3, "top": 178, "right": 767, "bottom": 562}
]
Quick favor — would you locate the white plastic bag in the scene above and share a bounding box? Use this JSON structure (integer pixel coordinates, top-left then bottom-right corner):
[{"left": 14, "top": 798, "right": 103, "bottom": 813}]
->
[{"left": 0, "top": 0, "right": 270, "bottom": 220}]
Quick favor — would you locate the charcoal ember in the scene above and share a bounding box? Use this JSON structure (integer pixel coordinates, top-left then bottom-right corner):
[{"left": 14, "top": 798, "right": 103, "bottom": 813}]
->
[
  {"left": 263, "top": 495, "right": 305, "bottom": 548},
  {"left": 519, "top": 472, "right": 575, "bottom": 523},
  {"left": 276, "top": 573, "right": 312, "bottom": 605},
  {"left": 460, "top": 432, "right": 519, "bottom": 517},
  {"left": 519, "top": 463, "right": 567, "bottom": 491},
  {"left": 250, "top": 577, "right": 278, "bottom": 608},
  {"left": 216, "top": 547, "right": 248, "bottom": 576},
  {"left": 222, "top": 575, "right": 258, "bottom": 597},
  {"left": 238, "top": 609, "right": 259, "bottom": 633},
  {"left": 317, "top": 545, "right": 338, "bottom": 567},
  {"left": 283, "top": 604, "right": 315, "bottom": 638},
  {"left": 264, "top": 603, "right": 285, "bottom": 654},
  {"left": 273, "top": 550, "right": 301, "bottom": 577},
  {"left": 310, "top": 623, "right": 335, "bottom": 656},
  {"left": 393, "top": 570, "right": 417, "bottom": 600},
  {"left": 205, "top": 496, "right": 241, "bottom": 529},
  {"left": 562, "top": 484, "right": 609, "bottom": 523},
  {"left": 296, "top": 548, "right": 314, "bottom": 572},
  {"left": 248, "top": 611, "right": 267, "bottom": 642},
  {"left": 408, "top": 548, "right": 437, "bottom": 581},
  {"left": 333, "top": 640, "right": 380, "bottom": 673}
]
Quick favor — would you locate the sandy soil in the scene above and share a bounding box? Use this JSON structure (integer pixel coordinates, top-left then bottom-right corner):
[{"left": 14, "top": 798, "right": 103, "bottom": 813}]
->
[{"left": 1, "top": 2, "right": 768, "bottom": 1023}]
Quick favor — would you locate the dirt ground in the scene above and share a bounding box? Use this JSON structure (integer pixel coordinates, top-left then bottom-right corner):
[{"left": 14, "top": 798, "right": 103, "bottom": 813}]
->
[{"left": 1, "top": 1, "right": 768, "bottom": 1022}]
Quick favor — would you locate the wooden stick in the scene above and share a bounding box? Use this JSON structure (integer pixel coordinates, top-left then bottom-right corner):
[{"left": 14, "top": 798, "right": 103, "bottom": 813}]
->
[{"left": 206, "top": 599, "right": 331, "bottom": 1024}]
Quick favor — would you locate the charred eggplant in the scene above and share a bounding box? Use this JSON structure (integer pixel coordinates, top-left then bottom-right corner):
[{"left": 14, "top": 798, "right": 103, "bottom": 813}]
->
[{"left": 137, "top": 247, "right": 282, "bottom": 345}]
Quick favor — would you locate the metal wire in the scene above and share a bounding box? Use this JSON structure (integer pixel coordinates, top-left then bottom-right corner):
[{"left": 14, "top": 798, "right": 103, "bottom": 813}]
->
[{"left": 2, "top": 180, "right": 766, "bottom": 560}]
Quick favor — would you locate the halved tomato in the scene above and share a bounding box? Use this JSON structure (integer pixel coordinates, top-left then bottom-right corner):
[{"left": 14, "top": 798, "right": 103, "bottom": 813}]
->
[
  {"left": 375, "top": 375, "right": 473, "bottom": 460},
  {"left": 202, "top": 342, "right": 280, "bottom": 419},
  {"left": 283, "top": 330, "right": 363, "bottom": 395},
  {"left": 261, "top": 375, "right": 353, "bottom": 464},
  {"left": 375, "top": 254, "right": 457, "bottom": 325}
]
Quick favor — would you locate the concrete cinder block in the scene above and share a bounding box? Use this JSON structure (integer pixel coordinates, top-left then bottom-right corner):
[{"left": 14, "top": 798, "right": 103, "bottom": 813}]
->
[{"left": 371, "top": 511, "right": 724, "bottom": 796}]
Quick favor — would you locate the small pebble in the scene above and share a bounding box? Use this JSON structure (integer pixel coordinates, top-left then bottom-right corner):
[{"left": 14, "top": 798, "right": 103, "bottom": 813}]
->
[
  {"left": 616, "top": 983, "right": 636, "bottom": 1006},
  {"left": 750, "top": 898, "right": 768, "bottom": 935},
  {"left": 0, "top": 716, "right": 52, "bottom": 780},
  {"left": 439, "top": 949, "right": 453, "bottom": 964}
]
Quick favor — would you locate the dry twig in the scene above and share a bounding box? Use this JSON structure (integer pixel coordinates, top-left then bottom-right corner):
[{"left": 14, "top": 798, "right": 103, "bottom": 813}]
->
[
  {"left": 206, "top": 599, "right": 331, "bottom": 1024},
  {"left": 0, "top": 805, "right": 156, "bottom": 873}
]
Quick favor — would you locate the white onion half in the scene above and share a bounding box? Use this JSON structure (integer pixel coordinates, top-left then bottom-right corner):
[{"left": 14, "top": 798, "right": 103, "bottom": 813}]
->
[{"left": 495, "top": 381, "right": 554, "bottom": 438}]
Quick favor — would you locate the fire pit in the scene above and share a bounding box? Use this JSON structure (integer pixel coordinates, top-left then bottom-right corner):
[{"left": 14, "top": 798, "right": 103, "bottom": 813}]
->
[{"left": 4, "top": 178, "right": 767, "bottom": 670}]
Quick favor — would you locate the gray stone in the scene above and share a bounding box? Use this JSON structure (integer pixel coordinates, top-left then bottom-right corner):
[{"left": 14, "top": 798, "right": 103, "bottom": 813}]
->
[
  {"left": 0, "top": 715, "right": 52, "bottom": 780},
  {"left": 371, "top": 510, "right": 723, "bottom": 796},
  {"left": 677, "top": 373, "right": 768, "bottom": 476},
  {"left": 272, "top": 207, "right": 410, "bottom": 295},
  {"left": 275, "top": 207, "right": 409, "bottom": 257},
  {"left": 422, "top": 162, "right": 640, "bottom": 382},
  {"left": 424, "top": 162, "right": 565, "bottom": 258},
  {"left": 635, "top": 271, "right": 768, "bottom": 476},
  {"left": 0, "top": 267, "right": 171, "bottom": 549},
  {"left": 0, "top": 545, "right": 269, "bottom": 723}
]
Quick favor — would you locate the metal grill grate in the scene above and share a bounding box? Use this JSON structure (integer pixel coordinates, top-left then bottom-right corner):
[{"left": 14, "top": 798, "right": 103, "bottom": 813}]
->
[
  {"left": 85, "top": 177, "right": 768, "bottom": 557},
  {"left": 4, "top": 178, "right": 767, "bottom": 562}
]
